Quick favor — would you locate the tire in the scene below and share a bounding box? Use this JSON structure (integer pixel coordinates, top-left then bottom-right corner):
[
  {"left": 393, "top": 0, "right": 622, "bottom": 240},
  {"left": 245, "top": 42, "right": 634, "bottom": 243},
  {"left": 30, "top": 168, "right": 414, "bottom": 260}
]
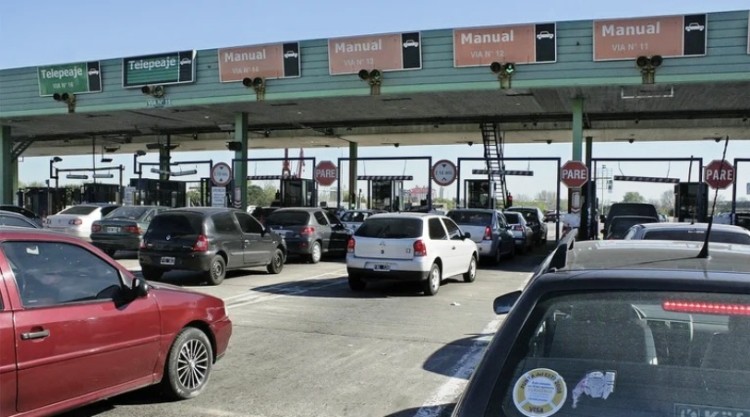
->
[
  {"left": 161, "top": 327, "right": 213, "bottom": 400},
  {"left": 509, "top": 243, "right": 516, "bottom": 259},
  {"left": 307, "top": 241, "right": 322, "bottom": 264},
  {"left": 348, "top": 275, "right": 366, "bottom": 291},
  {"left": 142, "top": 266, "right": 164, "bottom": 281},
  {"left": 266, "top": 248, "right": 284, "bottom": 274},
  {"left": 463, "top": 255, "right": 477, "bottom": 283},
  {"left": 422, "top": 263, "right": 441, "bottom": 296},
  {"left": 206, "top": 255, "right": 226, "bottom": 285},
  {"left": 492, "top": 244, "right": 503, "bottom": 265}
]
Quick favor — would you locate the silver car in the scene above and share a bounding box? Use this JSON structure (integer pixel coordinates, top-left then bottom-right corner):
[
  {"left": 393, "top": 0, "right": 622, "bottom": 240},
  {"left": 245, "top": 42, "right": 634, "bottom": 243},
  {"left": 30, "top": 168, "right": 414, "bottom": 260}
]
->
[
  {"left": 502, "top": 211, "right": 534, "bottom": 254},
  {"left": 339, "top": 209, "right": 385, "bottom": 234},
  {"left": 624, "top": 222, "right": 750, "bottom": 244},
  {"left": 446, "top": 209, "right": 515, "bottom": 264}
]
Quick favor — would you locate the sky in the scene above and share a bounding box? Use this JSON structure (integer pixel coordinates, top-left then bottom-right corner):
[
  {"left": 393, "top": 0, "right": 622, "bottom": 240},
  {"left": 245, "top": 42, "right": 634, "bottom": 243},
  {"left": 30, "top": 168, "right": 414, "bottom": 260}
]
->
[{"left": 2, "top": 0, "right": 749, "bottom": 205}]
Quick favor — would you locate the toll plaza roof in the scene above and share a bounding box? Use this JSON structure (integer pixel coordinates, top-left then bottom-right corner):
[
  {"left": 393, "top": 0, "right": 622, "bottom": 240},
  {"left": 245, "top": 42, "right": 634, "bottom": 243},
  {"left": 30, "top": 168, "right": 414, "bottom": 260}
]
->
[{"left": 1, "top": 10, "right": 749, "bottom": 157}]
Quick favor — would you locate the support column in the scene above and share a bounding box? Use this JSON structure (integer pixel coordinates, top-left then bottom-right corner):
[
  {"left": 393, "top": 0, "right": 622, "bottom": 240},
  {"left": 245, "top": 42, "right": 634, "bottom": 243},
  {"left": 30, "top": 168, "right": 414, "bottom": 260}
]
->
[
  {"left": 580, "top": 136, "right": 593, "bottom": 240},
  {"left": 348, "top": 142, "right": 358, "bottom": 209},
  {"left": 571, "top": 97, "right": 584, "bottom": 161},
  {"left": 234, "top": 112, "right": 248, "bottom": 210},
  {"left": 0, "top": 126, "right": 13, "bottom": 205}
]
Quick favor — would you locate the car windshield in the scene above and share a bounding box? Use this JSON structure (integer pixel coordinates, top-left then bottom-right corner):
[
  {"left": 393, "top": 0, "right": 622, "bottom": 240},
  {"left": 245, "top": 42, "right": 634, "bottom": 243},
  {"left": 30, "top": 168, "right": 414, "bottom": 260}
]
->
[
  {"left": 148, "top": 213, "right": 202, "bottom": 236},
  {"left": 265, "top": 211, "right": 310, "bottom": 226},
  {"left": 59, "top": 206, "right": 97, "bottom": 215},
  {"left": 355, "top": 218, "right": 423, "bottom": 238},
  {"left": 499, "top": 290, "right": 750, "bottom": 415},
  {"left": 447, "top": 211, "right": 492, "bottom": 226},
  {"left": 104, "top": 206, "right": 149, "bottom": 220},
  {"left": 643, "top": 229, "right": 750, "bottom": 244},
  {"left": 340, "top": 211, "right": 367, "bottom": 222}
]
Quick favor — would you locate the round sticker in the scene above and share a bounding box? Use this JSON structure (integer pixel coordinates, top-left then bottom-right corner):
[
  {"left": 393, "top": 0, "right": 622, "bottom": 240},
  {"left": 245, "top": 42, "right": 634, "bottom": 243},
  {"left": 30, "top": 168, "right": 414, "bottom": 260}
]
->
[{"left": 512, "top": 368, "right": 567, "bottom": 417}]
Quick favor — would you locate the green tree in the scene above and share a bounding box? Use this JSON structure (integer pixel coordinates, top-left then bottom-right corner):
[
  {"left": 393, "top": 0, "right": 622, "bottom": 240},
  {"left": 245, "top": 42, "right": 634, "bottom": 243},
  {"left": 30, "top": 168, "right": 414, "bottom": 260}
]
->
[{"left": 622, "top": 192, "right": 645, "bottom": 203}]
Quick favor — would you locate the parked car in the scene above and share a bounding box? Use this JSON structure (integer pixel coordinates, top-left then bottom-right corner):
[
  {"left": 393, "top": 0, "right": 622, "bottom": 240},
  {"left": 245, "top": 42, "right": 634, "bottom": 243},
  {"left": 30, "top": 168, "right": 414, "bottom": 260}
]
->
[
  {"left": 506, "top": 206, "right": 548, "bottom": 245},
  {"left": 0, "top": 205, "right": 43, "bottom": 227},
  {"left": 339, "top": 209, "right": 386, "bottom": 233},
  {"left": 346, "top": 212, "right": 478, "bottom": 295},
  {"left": 0, "top": 227, "right": 232, "bottom": 416},
  {"left": 264, "top": 207, "right": 350, "bottom": 263},
  {"left": 90, "top": 205, "right": 166, "bottom": 257},
  {"left": 453, "top": 237, "right": 750, "bottom": 416},
  {"left": 446, "top": 208, "right": 515, "bottom": 264},
  {"left": 624, "top": 222, "right": 750, "bottom": 244},
  {"left": 139, "top": 207, "right": 286, "bottom": 285},
  {"left": 502, "top": 210, "right": 534, "bottom": 254},
  {"left": 605, "top": 215, "right": 659, "bottom": 239},
  {"left": 0, "top": 211, "right": 41, "bottom": 229},
  {"left": 45, "top": 204, "right": 120, "bottom": 241}
]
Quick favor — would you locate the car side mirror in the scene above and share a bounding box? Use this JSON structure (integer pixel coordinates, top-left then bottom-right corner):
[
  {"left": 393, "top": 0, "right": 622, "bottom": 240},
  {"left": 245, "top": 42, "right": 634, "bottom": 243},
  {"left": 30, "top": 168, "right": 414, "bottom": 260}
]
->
[
  {"left": 463, "top": 232, "right": 471, "bottom": 239},
  {"left": 131, "top": 277, "right": 149, "bottom": 298},
  {"left": 494, "top": 291, "right": 521, "bottom": 314}
]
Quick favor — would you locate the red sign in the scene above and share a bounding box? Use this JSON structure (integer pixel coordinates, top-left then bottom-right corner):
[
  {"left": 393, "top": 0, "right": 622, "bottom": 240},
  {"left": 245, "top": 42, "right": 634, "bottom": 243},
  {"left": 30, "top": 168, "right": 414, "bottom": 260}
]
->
[
  {"left": 218, "top": 42, "right": 300, "bottom": 82},
  {"left": 315, "top": 160, "right": 338, "bottom": 186},
  {"left": 328, "top": 32, "right": 421, "bottom": 75},
  {"left": 561, "top": 161, "right": 589, "bottom": 188},
  {"left": 453, "top": 23, "right": 557, "bottom": 67},
  {"left": 704, "top": 160, "right": 735, "bottom": 189}
]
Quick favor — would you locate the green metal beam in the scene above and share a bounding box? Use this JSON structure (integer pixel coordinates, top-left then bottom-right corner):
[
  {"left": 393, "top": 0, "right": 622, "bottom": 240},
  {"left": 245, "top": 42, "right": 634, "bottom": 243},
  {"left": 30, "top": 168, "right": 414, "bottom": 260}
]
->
[
  {"left": 234, "top": 112, "right": 248, "bottom": 209},
  {"left": 348, "top": 142, "right": 358, "bottom": 208},
  {"left": 0, "top": 126, "right": 13, "bottom": 204},
  {"left": 571, "top": 97, "right": 584, "bottom": 162}
]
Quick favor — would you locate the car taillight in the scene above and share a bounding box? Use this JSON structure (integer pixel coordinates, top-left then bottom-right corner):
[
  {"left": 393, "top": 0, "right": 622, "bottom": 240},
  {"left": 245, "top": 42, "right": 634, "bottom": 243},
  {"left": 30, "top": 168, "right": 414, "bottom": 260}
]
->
[
  {"left": 300, "top": 226, "right": 315, "bottom": 236},
  {"left": 91, "top": 224, "right": 101, "bottom": 232},
  {"left": 123, "top": 225, "right": 140, "bottom": 234},
  {"left": 347, "top": 238, "right": 355, "bottom": 253},
  {"left": 69, "top": 219, "right": 82, "bottom": 225},
  {"left": 663, "top": 301, "right": 750, "bottom": 316},
  {"left": 193, "top": 234, "right": 209, "bottom": 252},
  {"left": 483, "top": 226, "right": 492, "bottom": 240},
  {"left": 139, "top": 240, "right": 146, "bottom": 249},
  {"left": 413, "top": 239, "right": 427, "bottom": 257}
]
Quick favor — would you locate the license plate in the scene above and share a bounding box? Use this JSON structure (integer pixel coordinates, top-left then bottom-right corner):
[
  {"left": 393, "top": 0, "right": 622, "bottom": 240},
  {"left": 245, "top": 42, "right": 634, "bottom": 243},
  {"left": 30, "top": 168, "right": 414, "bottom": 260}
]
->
[
  {"left": 160, "top": 256, "right": 175, "bottom": 266},
  {"left": 107, "top": 227, "right": 119, "bottom": 233},
  {"left": 373, "top": 263, "right": 390, "bottom": 272}
]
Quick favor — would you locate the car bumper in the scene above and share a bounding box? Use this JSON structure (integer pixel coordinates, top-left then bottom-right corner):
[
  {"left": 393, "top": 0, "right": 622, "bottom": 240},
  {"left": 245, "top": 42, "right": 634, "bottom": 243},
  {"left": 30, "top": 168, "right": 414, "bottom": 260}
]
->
[
  {"left": 346, "top": 254, "right": 432, "bottom": 281},
  {"left": 91, "top": 235, "right": 142, "bottom": 251},
  {"left": 347, "top": 267, "right": 430, "bottom": 282},
  {"left": 47, "top": 226, "right": 90, "bottom": 240},
  {"left": 475, "top": 240, "right": 497, "bottom": 257},
  {"left": 138, "top": 250, "right": 216, "bottom": 272},
  {"left": 284, "top": 238, "right": 315, "bottom": 255},
  {"left": 210, "top": 316, "right": 232, "bottom": 361}
]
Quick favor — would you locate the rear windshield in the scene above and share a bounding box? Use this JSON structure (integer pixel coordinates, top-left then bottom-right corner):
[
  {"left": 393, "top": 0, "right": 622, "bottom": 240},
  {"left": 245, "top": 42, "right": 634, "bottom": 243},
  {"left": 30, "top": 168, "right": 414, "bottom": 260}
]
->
[
  {"left": 340, "top": 211, "right": 367, "bottom": 222},
  {"left": 609, "top": 219, "right": 646, "bottom": 238},
  {"left": 497, "top": 290, "right": 750, "bottom": 415},
  {"left": 355, "top": 218, "right": 423, "bottom": 238},
  {"left": 447, "top": 211, "right": 492, "bottom": 226},
  {"left": 504, "top": 212, "right": 522, "bottom": 224},
  {"left": 265, "top": 211, "right": 310, "bottom": 226},
  {"left": 148, "top": 213, "right": 203, "bottom": 236},
  {"left": 104, "top": 206, "right": 149, "bottom": 220},
  {"left": 644, "top": 229, "right": 750, "bottom": 245},
  {"left": 608, "top": 204, "right": 658, "bottom": 219},
  {"left": 59, "top": 206, "right": 97, "bottom": 215}
]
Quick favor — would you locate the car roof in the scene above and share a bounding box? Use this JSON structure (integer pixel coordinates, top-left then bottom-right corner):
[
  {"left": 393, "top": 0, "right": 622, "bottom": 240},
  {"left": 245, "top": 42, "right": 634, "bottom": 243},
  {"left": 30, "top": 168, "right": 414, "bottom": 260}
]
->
[
  {"left": 271, "top": 207, "right": 321, "bottom": 212},
  {"left": 610, "top": 215, "right": 659, "bottom": 222},
  {"left": 0, "top": 211, "right": 32, "bottom": 220},
  {"left": 0, "top": 226, "right": 82, "bottom": 241},
  {"left": 448, "top": 208, "right": 496, "bottom": 213},
  {"left": 368, "top": 212, "right": 435, "bottom": 219},
  {"left": 160, "top": 207, "right": 241, "bottom": 216},
  {"left": 636, "top": 222, "right": 750, "bottom": 233}
]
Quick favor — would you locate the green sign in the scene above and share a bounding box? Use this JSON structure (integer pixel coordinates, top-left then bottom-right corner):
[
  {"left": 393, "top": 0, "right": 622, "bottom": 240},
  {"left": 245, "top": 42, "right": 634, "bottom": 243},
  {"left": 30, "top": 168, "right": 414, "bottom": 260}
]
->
[
  {"left": 122, "top": 51, "right": 195, "bottom": 87},
  {"left": 37, "top": 62, "right": 101, "bottom": 96}
]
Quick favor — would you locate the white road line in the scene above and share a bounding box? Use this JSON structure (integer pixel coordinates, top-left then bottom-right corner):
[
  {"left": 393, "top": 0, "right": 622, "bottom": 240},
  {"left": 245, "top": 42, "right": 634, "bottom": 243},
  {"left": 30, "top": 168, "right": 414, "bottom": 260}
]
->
[
  {"left": 223, "top": 269, "right": 346, "bottom": 301},
  {"left": 413, "top": 316, "right": 504, "bottom": 417},
  {"left": 226, "top": 270, "right": 347, "bottom": 309}
]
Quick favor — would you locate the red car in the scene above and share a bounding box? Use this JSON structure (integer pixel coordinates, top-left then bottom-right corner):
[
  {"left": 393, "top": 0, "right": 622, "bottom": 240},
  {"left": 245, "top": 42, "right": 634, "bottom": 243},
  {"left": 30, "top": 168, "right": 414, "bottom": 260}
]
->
[{"left": 0, "top": 227, "right": 232, "bottom": 416}]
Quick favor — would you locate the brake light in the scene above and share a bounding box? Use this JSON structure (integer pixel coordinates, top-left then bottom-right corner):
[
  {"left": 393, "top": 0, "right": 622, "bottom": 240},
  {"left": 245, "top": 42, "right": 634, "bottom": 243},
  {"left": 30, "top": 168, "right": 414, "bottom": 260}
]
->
[
  {"left": 139, "top": 240, "right": 146, "bottom": 249},
  {"left": 663, "top": 301, "right": 750, "bottom": 316},
  {"left": 347, "top": 238, "right": 355, "bottom": 253},
  {"left": 413, "top": 239, "right": 427, "bottom": 257},
  {"left": 483, "top": 226, "right": 492, "bottom": 240},
  {"left": 91, "top": 224, "right": 101, "bottom": 232},
  {"left": 193, "top": 234, "right": 209, "bottom": 252},
  {"left": 123, "top": 225, "right": 141, "bottom": 234},
  {"left": 300, "top": 226, "right": 315, "bottom": 236},
  {"left": 69, "top": 219, "right": 82, "bottom": 225}
]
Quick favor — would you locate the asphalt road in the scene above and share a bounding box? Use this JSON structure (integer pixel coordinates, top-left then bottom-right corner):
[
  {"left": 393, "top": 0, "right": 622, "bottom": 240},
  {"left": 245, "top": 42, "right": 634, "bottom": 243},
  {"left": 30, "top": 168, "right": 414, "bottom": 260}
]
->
[{"left": 60, "top": 232, "right": 559, "bottom": 417}]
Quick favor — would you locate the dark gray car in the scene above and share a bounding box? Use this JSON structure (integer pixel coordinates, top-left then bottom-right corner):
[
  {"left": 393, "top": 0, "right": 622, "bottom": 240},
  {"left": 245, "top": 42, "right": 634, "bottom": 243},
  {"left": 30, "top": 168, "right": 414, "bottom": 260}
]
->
[
  {"left": 91, "top": 205, "right": 166, "bottom": 256},
  {"left": 264, "top": 207, "right": 351, "bottom": 263},
  {"left": 139, "top": 207, "right": 286, "bottom": 285}
]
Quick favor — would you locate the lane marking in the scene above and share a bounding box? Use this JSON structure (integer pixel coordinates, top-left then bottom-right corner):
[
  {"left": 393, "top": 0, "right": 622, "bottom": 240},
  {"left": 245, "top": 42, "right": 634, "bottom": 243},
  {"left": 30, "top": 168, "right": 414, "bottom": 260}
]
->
[{"left": 226, "top": 270, "right": 347, "bottom": 310}]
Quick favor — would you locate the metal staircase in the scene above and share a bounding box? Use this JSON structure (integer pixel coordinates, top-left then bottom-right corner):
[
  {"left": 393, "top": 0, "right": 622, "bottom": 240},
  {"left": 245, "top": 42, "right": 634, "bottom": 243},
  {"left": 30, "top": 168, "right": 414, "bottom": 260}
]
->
[{"left": 480, "top": 122, "right": 508, "bottom": 209}]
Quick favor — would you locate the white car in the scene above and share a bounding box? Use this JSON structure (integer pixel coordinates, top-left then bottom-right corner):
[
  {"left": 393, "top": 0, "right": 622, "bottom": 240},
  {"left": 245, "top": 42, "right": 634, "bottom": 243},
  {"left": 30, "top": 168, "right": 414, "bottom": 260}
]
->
[
  {"left": 45, "top": 204, "right": 119, "bottom": 241},
  {"left": 346, "top": 213, "right": 478, "bottom": 295},
  {"left": 536, "top": 31, "right": 555, "bottom": 40}
]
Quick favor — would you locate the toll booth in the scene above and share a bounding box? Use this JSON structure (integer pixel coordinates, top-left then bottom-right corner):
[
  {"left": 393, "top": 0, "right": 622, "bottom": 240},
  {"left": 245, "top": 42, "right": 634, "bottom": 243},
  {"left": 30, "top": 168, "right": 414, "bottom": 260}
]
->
[
  {"left": 129, "top": 178, "right": 187, "bottom": 207},
  {"left": 464, "top": 179, "right": 498, "bottom": 209},
  {"left": 16, "top": 187, "right": 69, "bottom": 217},
  {"left": 78, "top": 183, "right": 120, "bottom": 204},
  {"left": 280, "top": 178, "right": 317, "bottom": 207},
  {"left": 362, "top": 177, "right": 407, "bottom": 212},
  {"left": 674, "top": 182, "right": 708, "bottom": 222}
]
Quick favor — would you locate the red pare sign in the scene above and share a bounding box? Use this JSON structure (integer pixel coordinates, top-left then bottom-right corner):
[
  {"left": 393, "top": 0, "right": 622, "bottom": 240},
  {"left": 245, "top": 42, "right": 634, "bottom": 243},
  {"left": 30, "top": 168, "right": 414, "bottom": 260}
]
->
[
  {"left": 315, "top": 160, "right": 338, "bottom": 186},
  {"left": 704, "top": 160, "right": 734, "bottom": 190},
  {"left": 561, "top": 160, "right": 589, "bottom": 188}
]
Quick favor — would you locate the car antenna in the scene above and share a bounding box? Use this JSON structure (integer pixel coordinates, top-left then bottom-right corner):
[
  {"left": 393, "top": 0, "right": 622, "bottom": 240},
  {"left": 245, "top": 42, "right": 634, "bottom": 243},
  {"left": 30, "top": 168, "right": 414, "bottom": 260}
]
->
[
  {"left": 697, "top": 136, "right": 729, "bottom": 259},
  {"left": 687, "top": 156, "right": 695, "bottom": 225}
]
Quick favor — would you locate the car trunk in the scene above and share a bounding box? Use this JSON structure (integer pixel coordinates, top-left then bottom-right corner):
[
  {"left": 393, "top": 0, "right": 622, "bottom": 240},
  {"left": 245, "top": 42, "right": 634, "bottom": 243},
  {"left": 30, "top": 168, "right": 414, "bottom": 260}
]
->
[
  {"left": 145, "top": 213, "right": 204, "bottom": 252},
  {"left": 456, "top": 225, "right": 487, "bottom": 244},
  {"left": 353, "top": 236, "right": 416, "bottom": 260}
]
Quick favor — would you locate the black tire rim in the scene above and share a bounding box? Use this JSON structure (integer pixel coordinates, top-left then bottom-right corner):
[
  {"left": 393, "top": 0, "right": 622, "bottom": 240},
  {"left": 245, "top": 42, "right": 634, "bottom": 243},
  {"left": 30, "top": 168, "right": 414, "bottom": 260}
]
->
[
  {"left": 177, "top": 338, "right": 209, "bottom": 390},
  {"left": 273, "top": 251, "right": 282, "bottom": 270}
]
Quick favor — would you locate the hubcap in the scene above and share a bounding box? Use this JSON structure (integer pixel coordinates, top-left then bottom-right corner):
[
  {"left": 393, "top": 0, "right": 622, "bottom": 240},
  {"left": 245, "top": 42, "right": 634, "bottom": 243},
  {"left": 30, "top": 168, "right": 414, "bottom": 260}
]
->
[
  {"left": 430, "top": 267, "right": 440, "bottom": 290},
  {"left": 470, "top": 259, "right": 477, "bottom": 278},
  {"left": 212, "top": 261, "right": 223, "bottom": 277},
  {"left": 177, "top": 339, "right": 209, "bottom": 389},
  {"left": 312, "top": 244, "right": 321, "bottom": 262}
]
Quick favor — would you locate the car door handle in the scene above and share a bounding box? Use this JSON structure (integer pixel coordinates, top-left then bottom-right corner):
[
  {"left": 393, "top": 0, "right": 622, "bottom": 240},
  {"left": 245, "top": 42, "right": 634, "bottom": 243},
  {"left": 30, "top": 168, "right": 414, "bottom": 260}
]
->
[{"left": 21, "top": 329, "right": 50, "bottom": 340}]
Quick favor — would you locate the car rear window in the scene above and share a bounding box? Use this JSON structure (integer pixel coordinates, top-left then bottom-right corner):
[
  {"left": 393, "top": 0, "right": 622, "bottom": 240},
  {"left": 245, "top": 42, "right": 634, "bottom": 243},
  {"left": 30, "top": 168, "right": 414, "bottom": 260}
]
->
[
  {"left": 643, "top": 230, "right": 750, "bottom": 245},
  {"left": 341, "top": 211, "right": 366, "bottom": 222},
  {"left": 447, "top": 211, "right": 492, "bottom": 226},
  {"left": 104, "top": 206, "right": 149, "bottom": 220},
  {"left": 355, "top": 218, "right": 423, "bottom": 238},
  {"left": 148, "top": 213, "right": 203, "bottom": 236},
  {"left": 609, "top": 218, "right": 647, "bottom": 239},
  {"left": 265, "top": 211, "right": 310, "bottom": 226},
  {"left": 498, "top": 291, "right": 750, "bottom": 416},
  {"left": 59, "top": 206, "right": 98, "bottom": 215},
  {"left": 504, "top": 212, "right": 522, "bottom": 224}
]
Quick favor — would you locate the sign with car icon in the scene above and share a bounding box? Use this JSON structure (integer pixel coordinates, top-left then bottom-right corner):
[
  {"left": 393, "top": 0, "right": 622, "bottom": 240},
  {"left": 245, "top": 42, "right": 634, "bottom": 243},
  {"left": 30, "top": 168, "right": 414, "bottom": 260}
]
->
[
  {"left": 122, "top": 50, "right": 196, "bottom": 87},
  {"left": 37, "top": 61, "right": 102, "bottom": 96},
  {"left": 219, "top": 42, "right": 301, "bottom": 82},
  {"left": 454, "top": 23, "right": 556, "bottom": 67}
]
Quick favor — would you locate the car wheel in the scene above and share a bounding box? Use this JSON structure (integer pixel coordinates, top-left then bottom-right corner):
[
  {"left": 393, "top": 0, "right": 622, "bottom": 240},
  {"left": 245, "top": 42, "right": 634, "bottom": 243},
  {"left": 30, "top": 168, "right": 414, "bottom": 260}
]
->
[
  {"left": 266, "top": 248, "right": 284, "bottom": 274},
  {"left": 493, "top": 245, "right": 503, "bottom": 264},
  {"left": 422, "top": 263, "right": 441, "bottom": 296},
  {"left": 348, "top": 275, "right": 366, "bottom": 291},
  {"left": 142, "top": 266, "right": 164, "bottom": 281},
  {"left": 308, "top": 241, "right": 322, "bottom": 264},
  {"left": 161, "top": 327, "right": 213, "bottom": 400},
  {"left": 463, "top": 255, "right": 477, "bottom": 283},
  {"left": 206, "top": 255, "right": 226, "bottom": 285}
]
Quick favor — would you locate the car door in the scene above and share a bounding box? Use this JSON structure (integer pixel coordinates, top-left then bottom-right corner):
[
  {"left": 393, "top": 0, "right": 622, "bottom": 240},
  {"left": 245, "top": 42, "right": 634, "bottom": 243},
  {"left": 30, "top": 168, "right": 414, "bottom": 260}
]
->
[
  {"left": 324, "top": 211, "right": 349, "bottom": 253},
  {"left": 427, "top": 217, "right": 454, "bottom": 274},
  {"left": 495, "top": 211, "right": 512, "bottom": 254},
  {"left": 211, "top": 212, "right": 244, "bottom": 268},
  {"left": 442, "top": 217, "right": 472, "bottom": 277},
  {"left": 3, "top": 240, "right": 160, "bottom": 413},
  {"left": 234, "top": 212, "right": 274, "bottom": 265},
  {"left": 312, "top": 210, "right": 333, "bottom": 251},
  {"left": 0, "top": 260, "right": 17, "bottom": 416}
]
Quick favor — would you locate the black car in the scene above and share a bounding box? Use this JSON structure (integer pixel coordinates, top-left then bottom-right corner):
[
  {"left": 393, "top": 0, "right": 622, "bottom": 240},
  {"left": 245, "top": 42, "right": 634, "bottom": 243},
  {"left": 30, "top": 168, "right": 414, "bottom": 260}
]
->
[
  {"left": 0, "top": 211, "right": 41, "bottom": 228},
  {"left": 0, "top": 205, "right": 43, "bottom": 227},
  {"left": 91, "top": 205, "right": 166, "bottom": 256},
  {"left": 263, "top": 207, "right": 350, "bottom": 263},
  {"left": 505, "top": 206, "right": 548, "bottom": 245},
  {"left": 139, "top": 207, "right": 286, "bottom": 285},
  {"left": 452, "top": 235, "right": 750, "bottom": 416}
]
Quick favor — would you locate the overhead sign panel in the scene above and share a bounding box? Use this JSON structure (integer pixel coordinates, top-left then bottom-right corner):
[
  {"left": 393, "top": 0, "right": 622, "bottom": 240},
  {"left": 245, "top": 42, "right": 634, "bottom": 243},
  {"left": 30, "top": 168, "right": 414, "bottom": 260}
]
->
[
  {"left": 218, "top": 42, "right": 300, "bottom": 82},
  {"left": 328, "top": 32, "right": 421, "bottom": 75},
  {"left": 454, "top": 23, "right": 556, "bottom": 67},
  {"left": 593, "top": 14, "right": 706, "bottom": 61},
  {"left": 38, "top": 62, "right": 101, "bottom": 96},
  {"left": 123, "top": 50, "right": 196, "bottom": 87}
]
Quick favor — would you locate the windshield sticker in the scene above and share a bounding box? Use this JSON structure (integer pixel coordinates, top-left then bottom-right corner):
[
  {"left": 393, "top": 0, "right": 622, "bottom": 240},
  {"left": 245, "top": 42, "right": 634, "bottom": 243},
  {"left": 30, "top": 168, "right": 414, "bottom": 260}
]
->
[
  {"left": 513, "top": 368, "right": 567, "bottom": 417},
  {"left": 572, "top": 371, "right": 616, "bottom": 408},
  {"left": 674, "top": 404, "right": 750, "bottom": 417}
]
